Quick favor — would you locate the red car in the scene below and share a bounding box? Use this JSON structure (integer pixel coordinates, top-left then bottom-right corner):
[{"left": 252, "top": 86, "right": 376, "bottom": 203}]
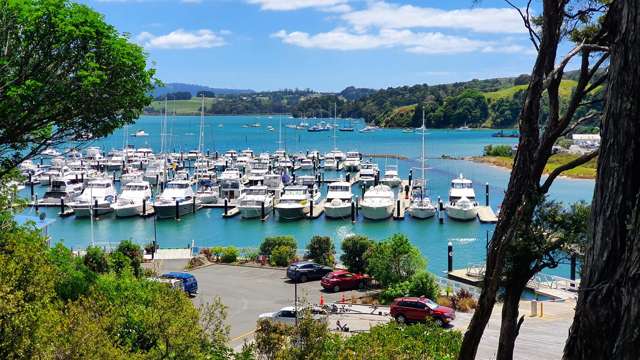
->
[
  {"left": 389, "top": 296, "right": 456, "bottom": 327},
  {"left": 320, "top": 270, "right": 370, "bottom": 292}
]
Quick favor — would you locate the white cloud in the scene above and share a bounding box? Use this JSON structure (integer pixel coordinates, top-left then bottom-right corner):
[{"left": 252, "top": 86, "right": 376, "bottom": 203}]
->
[
  {"left": 136, "top": 29, "right": 226, "bottom": 49},
  {"left": 342, "top": 1, "right": 526, "bottom": 34},
  {"left": 272, "top": 28, "right": 501, "bottom": 54},
  {"left": 247, "top": 0, "right": 350, "bottom": 12}
]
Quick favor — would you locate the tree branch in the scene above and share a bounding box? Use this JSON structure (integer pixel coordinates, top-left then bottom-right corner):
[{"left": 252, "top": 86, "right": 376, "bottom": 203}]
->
[
  {"left": 505, "top": 0, "right": 541, "bottom": 51},
  {"left": 561, "top": 112, "right": 602, "bottom": 137},
  {"left": 540, "top": 149, "right": 599, "bottom": 193}
]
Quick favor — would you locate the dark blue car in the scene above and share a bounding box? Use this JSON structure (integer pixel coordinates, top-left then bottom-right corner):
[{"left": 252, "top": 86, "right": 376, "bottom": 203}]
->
[{"left": 161, "top": 272, "right": 198, "bottom": 296}]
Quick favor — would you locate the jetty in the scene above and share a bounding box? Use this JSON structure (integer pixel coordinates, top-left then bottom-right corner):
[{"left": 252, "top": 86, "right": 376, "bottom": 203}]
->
[
  {"left": 306, "top": 201, "right": 325, "bottom": 219},
  {"left": 393, "top": 180, "right": 411, "bottom": 220},
  {"left": 477, "top": 206, "right": 498, "bottom": 223}
]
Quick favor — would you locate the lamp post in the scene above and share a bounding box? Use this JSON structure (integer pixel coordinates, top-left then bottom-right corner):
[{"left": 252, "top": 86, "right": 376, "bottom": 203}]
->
[{"left": 294, "top": 281, "right": 298, "bottom": 327}]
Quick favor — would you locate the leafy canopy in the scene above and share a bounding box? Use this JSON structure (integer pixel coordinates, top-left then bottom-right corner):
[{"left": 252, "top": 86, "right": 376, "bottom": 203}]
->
[
  {"left": 0, "top": 0, "right": 156, "bottom": 179},
  {"left": 366, "top": 234, "right": 427, "bottom": 287}
]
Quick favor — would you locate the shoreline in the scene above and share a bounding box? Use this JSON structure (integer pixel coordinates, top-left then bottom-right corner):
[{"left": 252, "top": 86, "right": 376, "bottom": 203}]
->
[{"left": 470, "top": 156, "right": 596, "bottom": 180}]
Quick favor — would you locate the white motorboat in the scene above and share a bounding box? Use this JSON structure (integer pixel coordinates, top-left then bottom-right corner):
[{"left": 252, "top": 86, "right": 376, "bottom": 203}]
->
[
  {"left": 112, "top": 181, "right": 153, "bottom": 217},
  {"left": 380, "top": 165, "right": 401, "bottom": 188},
  {"left": 343, "top": 151, "right": 361, "bottom": 172},
  {"left": 105, "top": 153, "right": 125, "bottom": 172},
  {"left": 323, "top": 154, "right": 339, "bottom": 170},
  {"left": 195, "top": 179, "right": 219, "bottom": 204},
  {"left": 324, "top": 181, "right": 353, "bottom": 219},
  {"left": 275, "top": 185, "right": 319, "bottom": 220},
  {"left": 299, "top": 158, "right": 315, "bottom": 170},
  {"left": 154, "top": 180, "right": 201, "bottom": 219},
  {"left": 263, "top": 173, "right": 284, "bottom": 200},
  {"left": 70, "top": 179, "right": 117, "bottom": 217},
  {"left": 238, "top": 185, "right": 274, "bottom": 219},
  {"left": 120, "top": 169, "right": 144, "bottom": 186},
  {"left": 360, "top": 184, "right": 395, "bottom": 220},
  {"left": 133, "top": 130, "right": 149, "bottom": 137},
  {"left": 446, "top": 174, "right": 479, "bottom": 221},
  {"left": 358, "top": 162, "right": 378, "bottom": 187},
  {"left": 144, "top": 160, "right": 166, "bottom": 186},
  {"left": 40, "top": 177, "right": 84, "bottom": 205},
  {"left": 407, "top": 112, "right": 437, "bottom": 220},
  {"left": 219, "top": 168, "right": 244, "bottom": 202}
]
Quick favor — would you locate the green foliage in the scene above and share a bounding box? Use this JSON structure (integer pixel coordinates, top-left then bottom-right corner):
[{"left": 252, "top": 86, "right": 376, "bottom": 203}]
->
[
  {"left": 49, "top": 243, "right": 96, "bottom": 301},
  {"left": 484, "top": 144, "right": 514, "bottom": 157},
  {"left": 220, "top": 246, "right": 239, "bottom": 263},
  {"left": 84, "top": 245, "right": 109, "bottom": 274},
  {"left": 270, "top": 245, "right": 296, "bottom": 267},
  {"left": 0, "top": 0, "right": 156, "bottom": 180},
  {"left": 253, "top": 313, "right": 461, "bottom": 360},
  {"left": 306, "top": 235, "right": 335, "bottom": 266},
  {"left": 366, "top": 234, "right": 427, "bottom": 287},
  {"left": 340, "top": 235, "right": 374, "bottom": 274},
  {"left": 240, "top": 247, "right": 259, "bottom": 262},
  {"left": 114, "top": 240, "right": 142, "bottom": 277},
  {"left": 380, "top": 271, "right": 440, "bottom": 304},
  {"left": 260, "top": 236, "right": 296, "bottom": 256}
]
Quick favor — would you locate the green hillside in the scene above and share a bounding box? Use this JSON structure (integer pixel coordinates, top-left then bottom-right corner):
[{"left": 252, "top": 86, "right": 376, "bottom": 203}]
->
[
  {"left": 146, "top": 97, "right": 216, "bottom": 115},
  {"left": 483, "top": 80, "right": 578, "bottom": 102}
]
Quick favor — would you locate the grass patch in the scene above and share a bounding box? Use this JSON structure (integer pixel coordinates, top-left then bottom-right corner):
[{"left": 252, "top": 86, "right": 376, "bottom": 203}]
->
[
  {"left": 146, "top": 97, "right": 217, "bottom": 115},
  {"left": 483, "top": 80, "right": 578, "bottom": 102},
  {"left": 477, "top": 153, "right": 597, "bottom": 179}
]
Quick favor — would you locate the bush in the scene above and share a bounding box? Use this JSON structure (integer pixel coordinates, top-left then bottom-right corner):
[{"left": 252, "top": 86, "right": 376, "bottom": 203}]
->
[
  {"left": 200, "top": 247, "right": 213, "bottom": 262},
  {"left": 220, "top": 247, "right": 239, "bottom": 263},
  {"left": 143, "top": 242, "right": 158, "bottom": 255},
  {"left": 366, "top": 234, "right": 426, "bottom": 287},
  {"left": 379, "top": 272, "right": 439, "bottom": 304},
  {"left": 210, "top": 246, "right": 225, "bottom": 262},
  {"left": 305, "top": 235, "right": 335, "bottom": 266},
  {"left": 84, "top": 246, "right": 109, "bottom": 274},
  {"left": 483, "top": 144, "right": 513, "bottom": 157},
  {"left": 340, "top": 235, "right": 374, "bottom": 274},
  {"left": 270, "top": 245, "right": 296, "bottom": 267},
  {"left": 240, "top": 248, "right": 259, "bottom": 262},
  {"left": 456, "top": 297, "right": 477, "bottom": 312},
  {"left": 115, "top": 240, "right": 143, "bottom": 277},
  {"left": 260, "top": 236, "right": 296, "bottom": 256}
]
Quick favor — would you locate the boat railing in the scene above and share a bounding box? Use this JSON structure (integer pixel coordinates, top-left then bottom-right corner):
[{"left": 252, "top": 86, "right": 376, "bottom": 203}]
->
[
  {"left": 529, "top": 273, "right": 579, "bottom": 291},
  {"left": 435, "top": 276, "right": 482, "bottom": 298},
  {"left": 465, "top": 263, "right": 486, "bottom": 278}
]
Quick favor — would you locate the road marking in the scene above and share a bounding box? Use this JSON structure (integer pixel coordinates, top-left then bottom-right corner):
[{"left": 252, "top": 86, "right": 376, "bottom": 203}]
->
[{"left": 230, "top": 329, "right": 256, "bottom": 343}]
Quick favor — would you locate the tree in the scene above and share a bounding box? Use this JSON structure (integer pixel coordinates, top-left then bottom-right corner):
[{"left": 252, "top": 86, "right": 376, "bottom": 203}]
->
[
  {"left": 564, "top": 1, "right": 640, "bottom": 358},
  {"left": 340, "top": 235, "right": 374, "bottom": 274},
  {"left": 458, "top": 1, "right": 609, "bottom": 359},
  {"left": 49, "top": 243, "right": 96, "bottom": 301},
  {"left": 270, "top": 245, "right": 295, "bottom": 267},
  {"left": 306, "top": 235, "right": 335, "bottom": 266},
  {"left": 114, "top": 240, "right": 142, "bottom": 277},
  {"left": 83, "top": 246, "right": 109, "bottom": 274},
  {"left": 366, "top": 234, "right": 426, "bottom": 287},
  {"left": 0, "top": 0, "right": 156, "bottom": 180},
  {"left": 259, "top": 236, "right": 296, "bottom": 256}
]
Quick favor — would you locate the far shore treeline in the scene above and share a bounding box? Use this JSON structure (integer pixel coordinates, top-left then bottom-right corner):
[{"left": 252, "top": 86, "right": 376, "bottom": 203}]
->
[{"left": 145, "top": 70, "right": 603, "bottom": 131}]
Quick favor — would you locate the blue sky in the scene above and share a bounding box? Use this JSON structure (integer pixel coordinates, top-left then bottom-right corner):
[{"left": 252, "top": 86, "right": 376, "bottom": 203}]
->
[{"left": 84, "top": 0, "right": 541, "bottom": 92}]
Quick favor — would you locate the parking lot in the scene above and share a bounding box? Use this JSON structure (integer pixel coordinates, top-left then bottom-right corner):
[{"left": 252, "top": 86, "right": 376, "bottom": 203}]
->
[{"left": 154, "top": 260, "right": 574, "bottom": 358}]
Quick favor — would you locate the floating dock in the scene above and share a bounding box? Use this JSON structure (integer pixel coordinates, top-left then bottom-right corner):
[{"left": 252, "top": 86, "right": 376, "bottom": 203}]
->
[
  {"left": 222, "top": 207, "right": 240, "bottom": 218},
  {"left": 477, "top": 206, "right": 498, "bottom": 223},
  {"left": 306, "top": 201, "right": 325, "bottom": 219}
]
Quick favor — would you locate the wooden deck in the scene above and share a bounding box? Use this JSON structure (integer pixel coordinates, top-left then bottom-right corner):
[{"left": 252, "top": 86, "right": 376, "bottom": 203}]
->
[
  {"left": 477, "top": 206, "right": 498, "bottom": 223},
  {"left": 222, "top": 207, "right": 240, "bottom": 218}
]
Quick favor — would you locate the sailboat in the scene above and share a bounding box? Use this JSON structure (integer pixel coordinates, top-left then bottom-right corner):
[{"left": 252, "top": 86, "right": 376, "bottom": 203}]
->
[
  {"left": 338, "top": 111, "right": 354, "bottom": 132},
  {"left": 407, "top": 110, "right": 437, "bottom": 219},
  {"left": 196, "top": 94, "right": 219, "bottom": 204}
]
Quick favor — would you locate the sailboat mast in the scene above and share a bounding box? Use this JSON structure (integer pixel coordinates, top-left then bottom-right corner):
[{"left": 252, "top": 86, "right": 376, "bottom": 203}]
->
[
  {"left": 421, "top": 109, "right": 426, "bottom": 181},
  {"left": 199, "top": 94, "right": 205, "bottom": 155},
  {"left": 333, "top": 102, "right": 337, "bottom": 150},
  {"left": 161, "top": 97, "right": 167, "bottom": 154}
]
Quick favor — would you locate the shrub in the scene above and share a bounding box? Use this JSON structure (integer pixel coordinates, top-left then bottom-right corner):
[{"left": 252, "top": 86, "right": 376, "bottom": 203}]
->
[
  {"left": 210, "top": 246, "right": 225, "bottom": 262},
  {"left": 366, "top": 234, "right": 426, "bottom": 287},
  {"left": 200, "top": 248, "right": 213, "bottom": 262},
  {"left": 115, "top": 240, "right": 143, "bottom": 276},
  {"left": 305, "top": 235, "right": 335, "bottom": 266},
  {"left": 83, "top": 246, "right": 109, "bottom": 274},
  {"left": 340, "top": 235, "right": 374, "bottom": 274},
  {"left": 220, "top": 246, "right": 239, "bottom": 263},
  {"left": 456, "top": 297, "right": 477, "bottom": 312},
  {"left": 483, "top": 144, "right": 513, "bottom": 157},
  {"left": 143, "top": 242, "right": 158, "bottom": 255},
  {"left": 379, "top": 272, "right": 439, "bottom": 304},
  {"left": 260, "top": 236, "right": 296, "bottom": 256},
  {"left": 270, "top": 245, "right": 295, "bottom": 267},
  {"left": 240, "top": 248, "right": 259, "bottom": 262},
  {"left": 437, "top": 296, "right": 453, "bottom": 308}
]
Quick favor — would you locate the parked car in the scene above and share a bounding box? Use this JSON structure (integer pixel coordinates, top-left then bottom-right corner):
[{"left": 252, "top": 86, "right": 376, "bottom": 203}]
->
[
  {"left": 258, "top": 306, "right": 328, "bottom": 326},
  {"left": 286, "top": 261, "right": 333, "bottom": 283},
  {"left": 320, "top": 270, "right": 370, "bottom": 292},
  {"left": 160, "top": 272, "right": 198, "bottom": 296},
  {"left": 389, "top": 296, "right": 455, "bottom": 327}
]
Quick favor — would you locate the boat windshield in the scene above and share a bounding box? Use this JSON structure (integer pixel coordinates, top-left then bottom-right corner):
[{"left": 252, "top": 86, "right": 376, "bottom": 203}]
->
[
  {"left": 88, "top": 183, "right": 111, "bottom": 188},
  {"left": 167, "top": 183, "right": 189, "bottom": 189},
  {"left": 124, "top": 185, "right": 147, "bottom": 191},
  {"left": 329, "top": 185, "right": 350, "bottom": 192},
  {"left": 452, "top": 181, "right": 472, "bottom": 189}
]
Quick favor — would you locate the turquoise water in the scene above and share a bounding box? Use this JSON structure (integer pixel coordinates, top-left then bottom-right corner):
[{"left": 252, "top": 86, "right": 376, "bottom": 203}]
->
[{"left": 19, "top": 115, "right": 595, "bottom": 276}]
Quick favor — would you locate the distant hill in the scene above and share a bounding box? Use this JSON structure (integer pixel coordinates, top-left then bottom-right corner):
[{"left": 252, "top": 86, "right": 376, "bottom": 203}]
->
[
  {"left": 339, "top": 86, "right": 377, "bottom": 101},
  {"left": 151, "top": 83, "right": 254, "bottom": 98}
]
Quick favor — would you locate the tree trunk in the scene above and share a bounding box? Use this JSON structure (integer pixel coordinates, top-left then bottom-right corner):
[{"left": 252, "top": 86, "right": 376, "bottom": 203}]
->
[
  {"left": 496, "top": 280, "right": 528, "bottom": 360},
  {"left": 457, "top": 2, "right": 564, "bottom": 358},
  {"left": 564, "top": 1, "right": 640, "bottom": 358}
]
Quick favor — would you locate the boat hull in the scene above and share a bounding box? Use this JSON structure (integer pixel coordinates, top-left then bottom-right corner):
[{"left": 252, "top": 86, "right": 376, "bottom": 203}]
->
[
  {"left": 113, "top": 203, "right": 147, "bottom": 218},
  {"left": 239, "top": 204, "right": 273, "bottom": 219},
  {"left": 276, "top": 204, "right": 307, "bottom": 220},
  {"left": 72, "top": 204, "right": 114, "bottom": 217},
  {"left": 446, "top": 205, "right": 478, "bottom": 221},
  {"left": 407, "top": 206, "right": 436, "bottom": 219},
  {"left": 154, "top": 202, "right": 200, "bottom": 219},
  {"left": 381, "top": 179, "right": 401, "bottom": 188},
  {"left": 360, "top": 203, "right": 394, "bottom": 220},
  {"left": 324, "top": 202, "right": 352, "bottom": 219}
]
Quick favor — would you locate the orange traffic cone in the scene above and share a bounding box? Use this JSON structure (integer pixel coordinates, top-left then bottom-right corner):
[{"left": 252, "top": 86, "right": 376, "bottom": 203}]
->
[
  {"left": 320, "top": 295, "right": 324, "bottom": 305},
  {"left": 340, "top": 293, "right": 346, "bottom": 303}
]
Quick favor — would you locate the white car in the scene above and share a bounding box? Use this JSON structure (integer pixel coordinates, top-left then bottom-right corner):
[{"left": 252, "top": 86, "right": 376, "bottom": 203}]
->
[{"left": 258, "top": 306, "right": 328, "bottom": 326}]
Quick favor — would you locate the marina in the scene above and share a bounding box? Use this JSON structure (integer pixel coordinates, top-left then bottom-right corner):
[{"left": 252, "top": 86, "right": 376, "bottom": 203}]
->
[{"left": 13, "top": 115, "right": 595, "bottom": 278}]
